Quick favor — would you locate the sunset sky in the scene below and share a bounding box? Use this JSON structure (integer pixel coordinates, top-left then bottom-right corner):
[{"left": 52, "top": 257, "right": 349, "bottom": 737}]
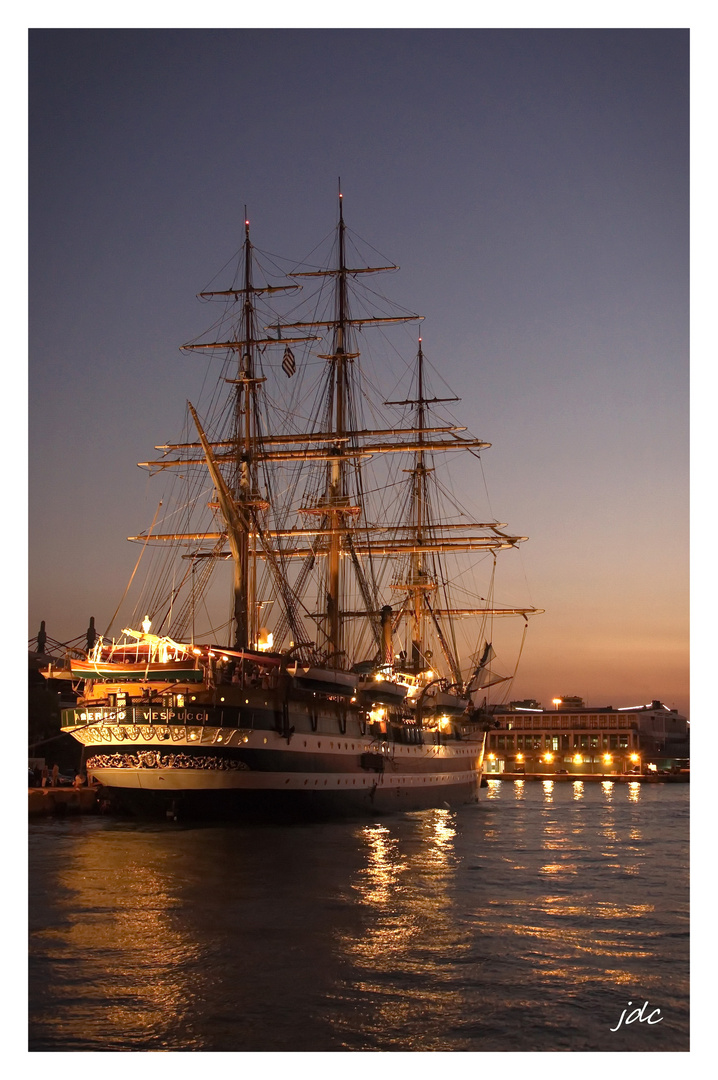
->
[{"left": 27, "top": 27, "right": 689, "bottom": 714}]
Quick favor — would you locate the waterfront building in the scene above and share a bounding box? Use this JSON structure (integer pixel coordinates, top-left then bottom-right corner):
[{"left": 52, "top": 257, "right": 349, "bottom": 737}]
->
[{"left": 484, "top": 698, "right": 689, "bottom": 776}]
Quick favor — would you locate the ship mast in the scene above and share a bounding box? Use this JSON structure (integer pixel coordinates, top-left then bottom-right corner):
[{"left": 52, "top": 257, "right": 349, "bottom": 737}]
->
[
  {"left": 411, "top": 339, "right": 428, "bottom": 667},
  {"left": 410, "top": 339, "right": 430, "bottom": 669},
  {"left": 387, "top": 339, "right": 462, "bottom": 676},
  {"left": 326, "top": 192, "right": 349, "bottom": 662},
  {"left": 235, "top": 215, "right": 256, "bottom": 647},
  {"left": 134, "top": 198, "right": 542, "bottom": 666},
  {"left": 177, "top": 213, "right": 313, "bottom": 649},
  {"left": 284, "top": 187, "right": 423, "bottom": 665}
]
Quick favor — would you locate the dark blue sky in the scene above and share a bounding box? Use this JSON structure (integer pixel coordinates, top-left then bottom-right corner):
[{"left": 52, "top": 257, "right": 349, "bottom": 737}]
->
[{"left": 28, "top": 28, "right": 689, "bottom": 712}]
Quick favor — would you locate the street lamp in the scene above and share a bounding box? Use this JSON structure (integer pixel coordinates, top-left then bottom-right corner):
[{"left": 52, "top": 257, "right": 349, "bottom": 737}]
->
[{"left": 552, "top": 698, "right": 562, "bottom": 710}]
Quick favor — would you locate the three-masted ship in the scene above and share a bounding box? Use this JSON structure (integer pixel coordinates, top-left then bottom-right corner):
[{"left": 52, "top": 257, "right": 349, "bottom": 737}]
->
[{"left": 49, "top": 193, "right": 540, "bottom": 817}]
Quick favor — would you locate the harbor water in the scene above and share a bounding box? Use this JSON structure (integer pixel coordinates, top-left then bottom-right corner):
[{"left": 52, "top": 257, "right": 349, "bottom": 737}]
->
[{"left": 28, "top": 779, "right": 689, "bottom": 1052}]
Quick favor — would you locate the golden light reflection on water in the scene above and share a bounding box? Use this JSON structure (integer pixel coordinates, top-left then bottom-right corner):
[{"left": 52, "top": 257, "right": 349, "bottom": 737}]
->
[
  {"left": 572, "top": 780, "right": 585, "bottom": 800},
  {"left": 28, "top": 777, "right": 688, "bottom": 1052},
  {"left": 476, "top": 918, "right": 653, "bottom": 958},
  {"left": 628, "top": 781, "right": 641, "bottom": 803},
  {"left": 539, "top": 862, "right": 578, "bottom": 875},
  {"left": 513, "top": 779, "right": 525, "bottom": 799},
  {"left": 35, "top": 830, "right": 208, "bottom": 1049},
  {"left": 542, "top": 823, "right": 569, "bottom": 850},
  {"left": 355, "top": 824, "right": 407, "bottom": 906},
  {"left": 345, "top": 812, "right": 462, "bottom": 980},
  {"left": 337, "top": 809, "right": 468, "bottom": 1042},
  {"left": 340, "top": 790, "right": 668, "bottom": 1035},
  {"left": 480, "top": 892, "right": 658, "bottom": 983},
  {"left": 431, "top": 808, "right": 457, "bottom": 850}
]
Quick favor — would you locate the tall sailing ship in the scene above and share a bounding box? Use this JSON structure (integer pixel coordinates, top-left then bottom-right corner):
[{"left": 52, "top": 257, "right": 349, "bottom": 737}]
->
[{"left": 46, "top": 193, "right": 540, "bottom": 817}]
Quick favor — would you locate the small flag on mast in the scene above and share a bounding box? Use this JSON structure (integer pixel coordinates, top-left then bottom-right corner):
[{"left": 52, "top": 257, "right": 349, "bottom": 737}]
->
[{"left": 282, "top": 346, "right": 296, "bottom": 377}]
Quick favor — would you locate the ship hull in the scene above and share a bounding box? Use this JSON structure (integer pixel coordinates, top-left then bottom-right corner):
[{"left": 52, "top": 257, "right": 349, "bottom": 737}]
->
[
  {"left": 63, "top": 693, "right": 485, "bottom": 819},
  {"left": 88, "top": 771, "right": 482, "bottom": 819}
]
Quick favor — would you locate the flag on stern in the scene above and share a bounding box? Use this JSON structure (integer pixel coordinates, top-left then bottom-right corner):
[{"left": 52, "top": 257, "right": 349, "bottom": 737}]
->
[{"left": 282, "top": 346, "right": 296, "bottom": 377}]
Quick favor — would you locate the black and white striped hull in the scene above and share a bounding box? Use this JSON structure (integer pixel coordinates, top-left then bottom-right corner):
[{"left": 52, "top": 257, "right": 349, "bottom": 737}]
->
[{"left": 76, "top": 725, "right": 485, "bottom": 818}]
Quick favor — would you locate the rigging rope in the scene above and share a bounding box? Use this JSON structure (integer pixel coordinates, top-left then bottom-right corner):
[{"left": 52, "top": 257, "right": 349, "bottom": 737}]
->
[{"left": 103, "top": 501, "right": 162, "bottom": 639}]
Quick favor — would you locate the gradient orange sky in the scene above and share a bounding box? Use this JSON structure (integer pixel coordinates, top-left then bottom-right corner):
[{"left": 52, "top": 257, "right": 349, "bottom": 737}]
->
[{"left": 27, "top": 29, "right": 689, "bottom": 715}]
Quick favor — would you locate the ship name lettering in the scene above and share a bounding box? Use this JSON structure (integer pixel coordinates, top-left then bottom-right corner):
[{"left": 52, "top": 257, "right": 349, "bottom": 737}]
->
[{"left": 130, "top": 709, "right": 209, "bottom": 723}]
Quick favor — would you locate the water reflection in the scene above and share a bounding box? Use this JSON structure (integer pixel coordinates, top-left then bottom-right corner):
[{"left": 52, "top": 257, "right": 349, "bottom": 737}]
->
[
  {"left": 628, "top": 781, "right": 641, "bottom": 803},
  {"left": 356, "top": 824, "right": 406, "bottom": 905},
  {"left": 513, "top": 779, "right": 525, "bottom": 799},
  {"left": 572, "top": 780, "right": 585, "bottom": 800},
  {"left": 352, "top": 809, "right": 459, "bottom": 921},
  {"left": 29, "top": 783, "right": 689, "bottom": 1053},
  {"left": 336, "top": 809, "right": 468, "bottom": 1049},
  {"left": 30, "top": 826, "right": 210, "bottom": 1049}
]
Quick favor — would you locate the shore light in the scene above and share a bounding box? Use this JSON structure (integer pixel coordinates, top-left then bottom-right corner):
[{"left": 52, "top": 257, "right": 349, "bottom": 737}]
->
[
  {"left": 573, "top": 754, "right": 583, "bottom": 765},
  {"left": 543, "top": 752, "right": 553, "bottom": 763},
  {"left": 603, "top": 753, "right": 612, "bottom": 765}
]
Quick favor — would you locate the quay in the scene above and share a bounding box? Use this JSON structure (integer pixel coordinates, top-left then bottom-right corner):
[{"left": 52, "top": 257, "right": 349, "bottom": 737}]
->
[{"left": 29, "top": 785, "right": 100, "bottom": 817}]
